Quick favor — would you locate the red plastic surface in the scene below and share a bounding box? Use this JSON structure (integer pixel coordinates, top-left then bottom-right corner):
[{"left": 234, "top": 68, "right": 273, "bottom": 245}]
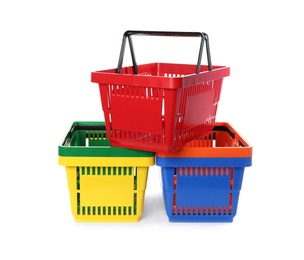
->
[{"left": 91, "top": 62, "right": 230, "bottom": 153}]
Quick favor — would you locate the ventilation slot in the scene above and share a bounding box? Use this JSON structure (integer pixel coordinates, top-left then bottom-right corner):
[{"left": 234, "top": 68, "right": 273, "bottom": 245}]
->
[
  {"left": 113, "top": 129, "right": 163, "bottom": 144},
  {"left": 76, "top": 205, "right": 137, "bottom": 216},
  {"left": 177, "top": 167, "right": 230, "bottom": 177},
  {"left": 78, "top": 166, "right": 135, "bottom": 176},
  {"left": 174, "top": 206, "right": 230, "bottom": 216}
]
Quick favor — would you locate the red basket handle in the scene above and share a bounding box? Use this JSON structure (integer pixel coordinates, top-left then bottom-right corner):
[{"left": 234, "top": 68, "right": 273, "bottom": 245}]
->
[{"left": 116, "top": 30, "right": 212, "bottom": 74}]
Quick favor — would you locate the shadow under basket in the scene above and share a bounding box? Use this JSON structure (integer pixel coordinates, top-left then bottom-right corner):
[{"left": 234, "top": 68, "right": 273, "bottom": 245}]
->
[
  {"left": 58, "top": 121, "right": 155, "bottom": 222},
  {"left": 156, "top": 122, "right": 252, "bottom": 222}
]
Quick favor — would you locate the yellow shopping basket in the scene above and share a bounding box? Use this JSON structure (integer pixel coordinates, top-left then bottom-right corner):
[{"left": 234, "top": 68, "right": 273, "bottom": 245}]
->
[{"left": 58, "top": 121, "right": 155, "bottom": 222}]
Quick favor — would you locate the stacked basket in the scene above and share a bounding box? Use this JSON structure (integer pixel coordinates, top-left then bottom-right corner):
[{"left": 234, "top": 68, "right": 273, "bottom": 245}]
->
[{"left": 59, "top": 30, "right": 252, "bottom": 223}]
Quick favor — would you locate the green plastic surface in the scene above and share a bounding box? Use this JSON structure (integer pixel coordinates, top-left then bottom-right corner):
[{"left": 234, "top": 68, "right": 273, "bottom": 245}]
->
[{"left": 58, "top": 122, "right": 155, "bottom": 157}]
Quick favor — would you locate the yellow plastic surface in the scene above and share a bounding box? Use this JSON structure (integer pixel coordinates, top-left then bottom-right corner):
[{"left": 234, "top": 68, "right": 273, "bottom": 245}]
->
[
  {"left": 59, "top": 156, "right": 155, "bottom": 167},
  {"left": 65, "top": 165, "right": 149, "bottom": 222}
]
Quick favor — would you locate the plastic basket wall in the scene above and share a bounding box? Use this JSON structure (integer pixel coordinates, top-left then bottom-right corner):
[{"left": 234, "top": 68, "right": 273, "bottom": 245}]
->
[
  {"left": 58, "top": 122, "right": 155, "bottom": 222},
  {"left": 91, "top": 63, "right": 230, "bottom": 153},
  {"left": 64, "top": 165, "right": 149, "bottom": 222},
  {"left": 156, "top": 122, "right": 252, "bottom": 222}
]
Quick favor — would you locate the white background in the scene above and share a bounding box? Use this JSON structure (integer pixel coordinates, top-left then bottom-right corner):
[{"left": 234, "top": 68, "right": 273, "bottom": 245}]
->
[{"left": 1, "top": 1, "right": 303, "bottom": 259}]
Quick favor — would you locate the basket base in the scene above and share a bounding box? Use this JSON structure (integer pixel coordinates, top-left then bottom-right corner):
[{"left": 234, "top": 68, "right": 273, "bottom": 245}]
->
[
  {"left": 73, "top": 215, "right": 142, "bottom": 222},
  {"left": 166, "top": 215, "right": 235, "bottom": 223}
]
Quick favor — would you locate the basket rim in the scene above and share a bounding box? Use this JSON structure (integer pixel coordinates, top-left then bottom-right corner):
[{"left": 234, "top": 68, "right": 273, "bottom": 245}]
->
[
  {"left": 91, "top": 62, "right": 230, "bottom": 89},
  {"left": 58, "top": 121, "right": 155, "bottom": 158},
  {"left": 156, "top": 122, "right": 252, "bottom": 158}
]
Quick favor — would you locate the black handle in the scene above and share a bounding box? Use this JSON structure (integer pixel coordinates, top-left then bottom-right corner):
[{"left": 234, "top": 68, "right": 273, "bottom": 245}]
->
[
  {"left": 116, "top": 30, "right": 212, "bottom": 74},
  {"left": 63, "top": 124, "right": 106, "bottom": 146},
  {"left": 213, "top": 125, "right": 235, "bottom": 139},
  {"left": 213, "top": 125, "right": 246, "bottom": 147}
]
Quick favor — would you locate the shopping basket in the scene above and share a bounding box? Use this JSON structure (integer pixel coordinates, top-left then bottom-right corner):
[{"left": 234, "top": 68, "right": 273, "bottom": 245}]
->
[
  {"left": 156, "top": 122, "right": 252, "bottom": 222},
  {"left": 91, "top": 30, "right": 230, "bottom": 153},
  {"left": 58, "top": 121, "right": 155, "bottom": 222}
]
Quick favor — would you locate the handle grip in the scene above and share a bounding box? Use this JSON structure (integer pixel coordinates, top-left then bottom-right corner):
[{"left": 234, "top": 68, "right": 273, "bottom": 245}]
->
[{"left": 116, "top": 30, "right": 212, "bottom": 74}]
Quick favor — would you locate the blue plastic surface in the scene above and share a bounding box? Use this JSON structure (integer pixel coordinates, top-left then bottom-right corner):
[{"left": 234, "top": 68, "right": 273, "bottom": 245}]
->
[
  {"left": 156, "top": 156, "right": 252, "bottom": 222},
  {"left": 156, "top": 156, "right": 252, "bottom": 168}
]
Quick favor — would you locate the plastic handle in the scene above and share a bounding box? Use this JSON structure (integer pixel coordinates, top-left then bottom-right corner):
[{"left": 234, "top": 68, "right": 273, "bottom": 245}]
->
[
  {"left": 116, "top": 30, "right": 212, "bottom": 74},
  {"left": 213, "top": 125, "right": 246, "bottom": 147}
]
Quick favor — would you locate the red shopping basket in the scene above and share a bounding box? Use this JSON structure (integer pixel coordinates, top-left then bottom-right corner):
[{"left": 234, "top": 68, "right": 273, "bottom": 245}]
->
[{"left": 91, "top": 31, "right": 230, "bottom": 153}]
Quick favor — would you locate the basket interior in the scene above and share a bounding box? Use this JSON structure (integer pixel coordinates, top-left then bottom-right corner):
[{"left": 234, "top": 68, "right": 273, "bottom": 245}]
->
[
  {"left": 64, "top": 124, "right": 110, "bottom": 147},
  {"left": 184, "top": 125, "right": 246, "bottom": 149},
  {"left": 70, "top": 129, "right": 110, "bottom": 147}
]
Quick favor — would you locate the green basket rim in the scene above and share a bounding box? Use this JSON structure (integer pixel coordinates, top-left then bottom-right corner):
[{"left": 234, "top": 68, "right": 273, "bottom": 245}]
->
[{"left": 58, "top": 121, "right": 155, "bottom": 157}]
